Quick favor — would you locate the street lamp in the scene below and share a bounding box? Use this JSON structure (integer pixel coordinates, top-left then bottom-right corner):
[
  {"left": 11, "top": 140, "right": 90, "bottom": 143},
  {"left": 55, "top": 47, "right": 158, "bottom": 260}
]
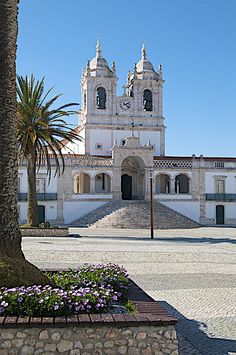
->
[{"left": 150, "top": 169, "right": 154, "bottom": 239}]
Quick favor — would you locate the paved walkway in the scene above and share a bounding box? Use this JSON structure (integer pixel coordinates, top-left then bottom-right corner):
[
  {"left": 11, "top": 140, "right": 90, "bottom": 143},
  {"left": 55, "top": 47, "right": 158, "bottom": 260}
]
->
[{"left": 22, "top": 227, "right": 236, "bottom": 355}]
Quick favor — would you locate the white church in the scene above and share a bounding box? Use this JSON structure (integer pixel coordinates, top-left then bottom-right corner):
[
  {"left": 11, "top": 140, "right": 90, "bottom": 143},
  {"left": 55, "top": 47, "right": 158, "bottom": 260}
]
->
[{"left": 18, "top": 41, "right": 236, "bottom": 227}]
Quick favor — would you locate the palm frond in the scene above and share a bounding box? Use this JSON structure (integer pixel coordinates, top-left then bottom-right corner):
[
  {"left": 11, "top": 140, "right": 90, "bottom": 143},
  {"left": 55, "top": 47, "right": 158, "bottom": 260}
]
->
[{"left": 16, "top": 74, "right": 82, "bottom": 180}]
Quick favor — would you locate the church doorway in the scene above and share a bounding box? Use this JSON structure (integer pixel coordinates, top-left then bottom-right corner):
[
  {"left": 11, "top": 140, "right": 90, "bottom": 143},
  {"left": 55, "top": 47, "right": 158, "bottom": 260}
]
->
[
  {"left": 121, "top": 174, "right": 132, "bottom": 200},
  {"left": 121, "top": 156, "right": 145, "bottom": 200}
]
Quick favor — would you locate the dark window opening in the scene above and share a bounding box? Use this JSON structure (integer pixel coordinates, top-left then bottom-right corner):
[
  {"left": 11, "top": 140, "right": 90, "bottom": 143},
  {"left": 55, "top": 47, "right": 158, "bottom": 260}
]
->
[
  {"left": 96, "top": 87, "right": 106, "bottom": 110},
  {"left": 143, "top": 89, "right": 153, "bottom": 111},
  {"left": 175, "top": 174, "right": 189, "bottom": 194}
]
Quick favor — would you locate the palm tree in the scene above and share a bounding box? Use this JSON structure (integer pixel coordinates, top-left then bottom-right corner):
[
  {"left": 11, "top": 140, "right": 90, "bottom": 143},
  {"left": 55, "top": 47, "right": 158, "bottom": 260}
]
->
[
  {"left": 17, "top": 75, "right": 81, "bottom": 226},
  {"left": 0, "top": 1, "right": 52, "bottom": 286}
]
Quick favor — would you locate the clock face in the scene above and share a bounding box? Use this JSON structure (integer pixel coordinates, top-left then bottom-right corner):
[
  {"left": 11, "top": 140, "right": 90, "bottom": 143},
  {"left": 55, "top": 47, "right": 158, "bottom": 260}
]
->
[{"left": 119, "top": 98, "right": 131, "bottom": 110}]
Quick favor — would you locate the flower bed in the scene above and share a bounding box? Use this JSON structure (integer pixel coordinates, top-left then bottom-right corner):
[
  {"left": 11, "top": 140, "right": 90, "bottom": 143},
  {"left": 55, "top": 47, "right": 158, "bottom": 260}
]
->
[
  {"left": 0, "top": 264, "right": 129, "bottom": 317},
  {"left": 0, "top": 280, "right": 179, "bottom": 354}
]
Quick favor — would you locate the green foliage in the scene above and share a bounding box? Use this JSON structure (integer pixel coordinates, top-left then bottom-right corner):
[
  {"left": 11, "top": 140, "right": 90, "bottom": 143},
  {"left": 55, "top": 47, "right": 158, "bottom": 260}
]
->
[
  {"left": 0, "top": 264, "right": 129, "bottom": 317},
  {"left": 39, "top": 221, "right": 51, "bottom": 228},
  {"left": 123, "top": 299, "right": 136, "bottom": 314},
  {"left": 16, "top": 75, "right": 82, "bottom": 226},
  {"left": 16, "top": 74, "right": 82, "bottom": 180},
  {"left": 45, "top": 263, "right": 129, "bottom": 297}
]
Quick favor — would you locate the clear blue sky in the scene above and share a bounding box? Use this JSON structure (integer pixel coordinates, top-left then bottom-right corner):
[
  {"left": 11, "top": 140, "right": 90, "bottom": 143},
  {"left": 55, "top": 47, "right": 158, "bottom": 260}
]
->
[{"left": 17, "top": 0, "right": 236, "bottom": 157}]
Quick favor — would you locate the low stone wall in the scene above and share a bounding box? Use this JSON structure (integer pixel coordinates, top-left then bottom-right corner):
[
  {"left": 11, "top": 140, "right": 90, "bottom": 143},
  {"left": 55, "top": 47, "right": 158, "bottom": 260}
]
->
[
  {"left": 20, "top": 228, "right": 69, "bottom": 238},
  {"left": 0, "top": 324, "right": 178, "bottom": 354},
  {"left": 0, "top": 281, "right": 178, "bottom": 354}
]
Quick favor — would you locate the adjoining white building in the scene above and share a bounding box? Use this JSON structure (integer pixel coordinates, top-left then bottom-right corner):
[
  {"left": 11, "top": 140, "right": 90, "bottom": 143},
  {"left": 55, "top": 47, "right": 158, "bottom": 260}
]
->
[{"left": 18, "top": 41, "right": 236, "bottom": 227}]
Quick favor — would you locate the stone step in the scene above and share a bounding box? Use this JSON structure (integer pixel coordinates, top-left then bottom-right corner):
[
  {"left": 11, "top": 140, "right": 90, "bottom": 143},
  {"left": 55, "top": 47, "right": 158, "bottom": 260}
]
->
[{"left": 71, "top": 200, "right": 199, "bottom": 229}]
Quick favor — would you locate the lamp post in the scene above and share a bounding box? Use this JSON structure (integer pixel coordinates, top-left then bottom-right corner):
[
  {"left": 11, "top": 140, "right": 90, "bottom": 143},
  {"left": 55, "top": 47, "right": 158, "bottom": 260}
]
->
[{"left": 150, "top": 169, "right": 154, "bottom": 239}]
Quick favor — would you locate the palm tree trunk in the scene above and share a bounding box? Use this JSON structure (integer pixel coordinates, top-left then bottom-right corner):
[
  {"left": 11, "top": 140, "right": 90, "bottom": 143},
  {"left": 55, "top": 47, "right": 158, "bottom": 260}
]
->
[
  {"left": 0, "top": 0, "right": 53, "bottom": 287},
  {"left": 0, "top": 0, "right": 22, "bottom": 258},
  {"left": 27, "top": 150, "right": 39, "bottom": 226}
]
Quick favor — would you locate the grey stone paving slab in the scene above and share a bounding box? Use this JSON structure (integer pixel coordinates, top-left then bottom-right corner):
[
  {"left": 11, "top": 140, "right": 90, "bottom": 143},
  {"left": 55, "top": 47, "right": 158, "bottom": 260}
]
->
[
  {"left": 133, "top": 273, "right": 236, "bottom": 290},
  {"left": 22, "top": 227, "right": 236, "bottom": 354}
]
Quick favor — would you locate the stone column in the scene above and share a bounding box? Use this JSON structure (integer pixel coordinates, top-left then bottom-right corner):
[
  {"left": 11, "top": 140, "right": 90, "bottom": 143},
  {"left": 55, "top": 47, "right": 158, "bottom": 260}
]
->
[
  {"left": 112, "top": 168, "right": 122, "bottom": 200},
  {"left": 90, "top": 176, "right": 95, "bottom": 194},
  {"left": 56, "top": 174, "right": 65, "bottom": 225},
  {"left": 199, "top": 167, "right": 206, "bottom": 224},
  {"left": 170, "top": 177, "right": 175, "bottom": 195},
  {"left": 160, "top": 129, "right": 165, "bottom": 156},
  {"left": 191, "top": 156, "right": 198, "bottom": 200}
]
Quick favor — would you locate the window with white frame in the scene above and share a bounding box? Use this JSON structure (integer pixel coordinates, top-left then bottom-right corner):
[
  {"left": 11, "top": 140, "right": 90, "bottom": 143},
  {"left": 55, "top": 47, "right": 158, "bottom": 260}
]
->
[
  {"left": 36, "top": 178, "right": 45, "bottom": 193},
  {"left": 214, "top": 176, "right": 226, "bottom": 194}
]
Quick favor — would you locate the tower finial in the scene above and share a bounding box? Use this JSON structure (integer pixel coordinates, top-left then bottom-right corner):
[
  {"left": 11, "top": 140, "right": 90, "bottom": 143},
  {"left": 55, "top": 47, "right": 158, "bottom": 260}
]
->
[
  {"left": 133, "top": 63, "right": 137, "bottom": 79},
  {"left": 86, "top": 60, "right": 90, "bottom": 76},
  {"left": 141, "top": 43, "right": 146, "bottom": 60},
  {"left": 112, "top": 61, "right": 116, "bottom": 75},
  {"left": 96, "top": 37, "right": 102, "bottom": 58}
]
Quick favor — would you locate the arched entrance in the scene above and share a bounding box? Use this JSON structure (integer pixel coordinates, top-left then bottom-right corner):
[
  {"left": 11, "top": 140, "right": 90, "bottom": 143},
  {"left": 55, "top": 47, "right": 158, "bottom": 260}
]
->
[{"left": 121, "top": 156, "right": 145, "bottom": 200}]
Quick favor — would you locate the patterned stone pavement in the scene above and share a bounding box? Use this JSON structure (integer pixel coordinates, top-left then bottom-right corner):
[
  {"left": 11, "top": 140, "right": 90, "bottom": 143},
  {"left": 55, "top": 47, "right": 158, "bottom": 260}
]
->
[{"left": 22, "top": 227, "right": 236, "bottom": 354}]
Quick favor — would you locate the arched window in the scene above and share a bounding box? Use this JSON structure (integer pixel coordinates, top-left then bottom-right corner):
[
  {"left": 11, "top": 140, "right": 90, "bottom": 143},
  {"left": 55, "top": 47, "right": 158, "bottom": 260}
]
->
[
  {"left": 143, "top": 89, "right": 152, "bottom": 111},
  {"left": 74, "top": 173, "right": 90, "bottom": 194},
  {"left": 96, "top": 87, "right": 106, "bottom": 110},
  {"left": 95, "top": 173, "right": 111, "bottom": 193},
  {"left": 156, "top": 174, "right": 170, "bottom": 194},
  {"left": 175, "top": 174, "right": 189, "bottom": 194}
]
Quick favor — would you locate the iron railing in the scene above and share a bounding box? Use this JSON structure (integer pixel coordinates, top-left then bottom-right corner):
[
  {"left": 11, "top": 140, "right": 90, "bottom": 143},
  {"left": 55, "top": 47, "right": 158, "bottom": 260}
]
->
[
  {"left": 206, "top": 193, "right": 236, "bottom": 201},
  {"left": 18, "top": 193, "right": 57, "bottom": 201}
]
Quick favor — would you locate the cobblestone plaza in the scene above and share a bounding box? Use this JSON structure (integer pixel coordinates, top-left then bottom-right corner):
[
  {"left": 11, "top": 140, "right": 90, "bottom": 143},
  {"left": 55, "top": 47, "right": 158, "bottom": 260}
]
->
[{"left": 22, "top": 227, "right": 236, "bottom": 354}]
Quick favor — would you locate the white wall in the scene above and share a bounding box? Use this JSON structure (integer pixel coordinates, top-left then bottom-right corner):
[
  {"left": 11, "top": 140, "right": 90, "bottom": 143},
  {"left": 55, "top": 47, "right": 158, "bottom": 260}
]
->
[
  {"left": 18, "top": 201, "right": 57, "bottom": 223},
  {"left": 63, "top": 201, "right": 107, "bottom": 224},
  {"left": 160, "top": 201, "right": 200, "bottom": 222},
  {"left": 89, "top": 128, "right": 161, "bottom": 156},
  {"left": 140, "top": 131, "right": 160, "bottom": 155},
  {"left": 205, "top": 172, "right": 236, "bottom": 193},
  {"left": 18, "top": 168, "right": 57, "bottom": 193},
  {"left": 90, "top": 129, "right": 111, "bottom": 155},
  {"left": 61, "top": 128, "right": 86, "bottom": 155},
  {"left": 206, "top": 202, "right": 236, "bottom": 221}
]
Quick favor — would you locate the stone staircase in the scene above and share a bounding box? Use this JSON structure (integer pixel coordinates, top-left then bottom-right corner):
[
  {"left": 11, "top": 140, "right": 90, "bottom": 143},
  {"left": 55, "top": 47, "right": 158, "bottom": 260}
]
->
[{"left": 71, "top": 201, "right": 199, "bottom": 229}]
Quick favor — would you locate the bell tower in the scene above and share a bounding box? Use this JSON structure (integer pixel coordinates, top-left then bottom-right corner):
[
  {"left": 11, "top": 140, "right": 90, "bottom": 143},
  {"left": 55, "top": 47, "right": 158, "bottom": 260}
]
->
[
  {"left": 77, "top": 42, "right": 165, "bottom": 157},
  {"left": 80, "top": 39, "right": 117, "bottom": 121},
  {"left": 125, "top": 45, "right": 165, "bottom": 155}
]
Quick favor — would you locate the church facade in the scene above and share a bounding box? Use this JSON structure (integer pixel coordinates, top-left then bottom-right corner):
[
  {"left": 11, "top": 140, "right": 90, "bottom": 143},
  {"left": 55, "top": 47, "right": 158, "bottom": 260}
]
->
[{"left": 18, "top": 41, "right": 236, "bottom": 226}]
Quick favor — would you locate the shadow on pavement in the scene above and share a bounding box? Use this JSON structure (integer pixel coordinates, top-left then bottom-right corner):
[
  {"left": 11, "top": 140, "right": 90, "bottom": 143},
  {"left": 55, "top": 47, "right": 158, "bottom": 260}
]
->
[
  {"left": 157, "top": 236, "right": 236, "bottom": 244},
  {"left": 74, "top": 234, "right": 236, "bottom": 244},
  {"left": 159, "top": 301, "right": 236, "bottom": 355}
]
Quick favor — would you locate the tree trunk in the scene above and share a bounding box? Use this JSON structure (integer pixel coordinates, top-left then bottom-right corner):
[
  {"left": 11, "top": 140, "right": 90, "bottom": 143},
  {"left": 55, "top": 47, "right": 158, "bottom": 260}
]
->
[
  {"left": 27, "top": 150, "right": 39, "bottom": 226},
  {"left": 0, "top": 0, "right": 53, "bottom": 287}
]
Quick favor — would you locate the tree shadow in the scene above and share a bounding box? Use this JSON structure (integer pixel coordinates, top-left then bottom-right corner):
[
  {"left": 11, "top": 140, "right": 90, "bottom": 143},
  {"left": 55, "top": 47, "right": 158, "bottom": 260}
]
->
[
  {"left": 159, "top": 301, "right": 236, "bottom": 355},
  {"left": 156, "top": 236, "right": 236, "bottom": 244}
]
